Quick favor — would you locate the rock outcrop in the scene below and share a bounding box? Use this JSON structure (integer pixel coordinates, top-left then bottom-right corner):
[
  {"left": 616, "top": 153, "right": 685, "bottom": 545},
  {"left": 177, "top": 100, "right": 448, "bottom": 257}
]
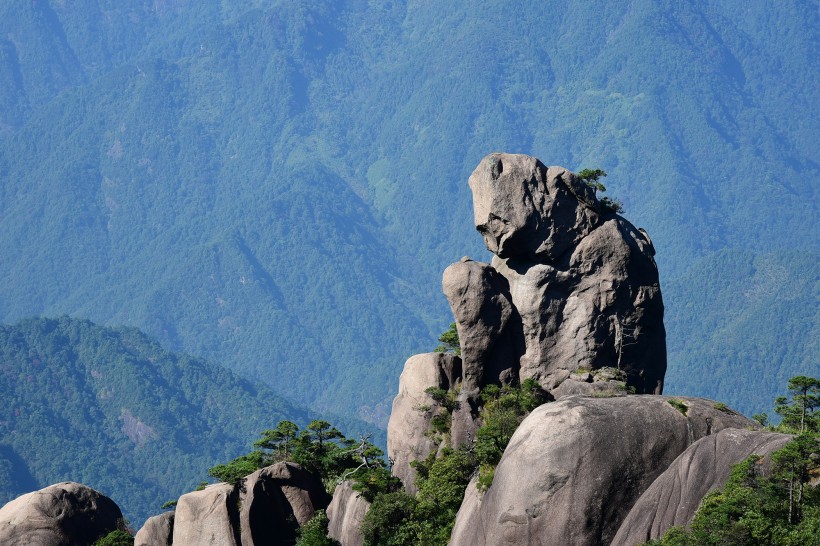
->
[
  {"left": 388, "top": 153, "right": 667, "bottom": 492},
  {"left": 0, "top": 481, "right": 123, "bottom": 546},
  {"left": 173, "top": 483, "right": 240, "bottom": 546},
  {"left": 240, "top": 462, "right": 331, "bottom": 545},
  {"left": 448, "top": 396, "right": 756, "bottom": 546},
  {"left": 171, "top": 462, "right": 329, "bottom": 546},
  {"left": 451, "top": 153, "right": 666, "bottom": 399},
  {"left": 387, "top": 352, "right": 461, "bottom": 493},
  {"left": 611, "top": 428, "right": 791, "bottom": 546},
  {"left": 135, "top": 511, "right": 174, "bottom": 546},
  {"left": 327, "top": 480, "right": 370, "bottom": 546}
]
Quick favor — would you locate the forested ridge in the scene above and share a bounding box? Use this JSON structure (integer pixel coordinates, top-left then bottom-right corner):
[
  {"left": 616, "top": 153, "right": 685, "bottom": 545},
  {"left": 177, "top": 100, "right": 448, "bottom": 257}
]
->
[
  {"left": 0, "top": 316, "right": 373, "bottom": 526},
  {"left": 0, "top": 0, "right": 816, "bottom": 429}
]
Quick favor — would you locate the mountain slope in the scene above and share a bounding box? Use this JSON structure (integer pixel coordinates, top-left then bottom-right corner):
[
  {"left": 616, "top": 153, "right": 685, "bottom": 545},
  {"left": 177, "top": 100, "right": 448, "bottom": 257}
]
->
[
  {"left": 0, "top": 0, "right": 816, "bottom": 423},
  {"left": 0, "top": 316, "right": 312, "bottom": 526}
]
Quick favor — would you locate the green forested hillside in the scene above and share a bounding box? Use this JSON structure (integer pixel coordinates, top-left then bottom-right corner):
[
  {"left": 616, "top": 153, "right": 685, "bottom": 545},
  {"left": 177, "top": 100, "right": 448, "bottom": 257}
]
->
[
  {"left": 0, "top": 1, "right": 817, "bottom": 425},
  {"left": 0, "top": 316, "right": 314, "bottom": 525}
]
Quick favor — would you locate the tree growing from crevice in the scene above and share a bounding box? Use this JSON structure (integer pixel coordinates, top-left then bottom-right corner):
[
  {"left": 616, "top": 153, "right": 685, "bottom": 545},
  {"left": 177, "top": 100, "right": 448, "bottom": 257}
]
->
[{"left": 577, "top": 168, "right": 624, "bottom": 213}]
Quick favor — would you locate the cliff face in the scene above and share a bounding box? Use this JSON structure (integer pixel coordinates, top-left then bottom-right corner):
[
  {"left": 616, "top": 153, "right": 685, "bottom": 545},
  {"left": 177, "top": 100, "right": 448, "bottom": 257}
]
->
[
  {"left": 449, "top": 153, "right": 666, "bottom": 400},
  {"left": 389, "top": 153, "right": 666, "bottom": 473},
  {"left": 448, "top": 396, "right": 756, "bottom": 546},
  {"left": 383, "top": 153, "right": 776, "bottom": 545}
]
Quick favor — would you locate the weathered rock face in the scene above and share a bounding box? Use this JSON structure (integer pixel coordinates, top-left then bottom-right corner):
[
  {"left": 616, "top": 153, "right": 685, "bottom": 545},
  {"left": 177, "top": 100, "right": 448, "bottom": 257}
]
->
[
  {"left": 327, "top": 480, "right": 370, "bottom": 546},
  {"left": 442, "top": 257, "right": 519, "bottom": 395},
  {"left": 468, "top": 155, "right": 600, "bottom": 261},
  {"left": 0, "top": 481, "right": 123, "bottom": 546},
  {"left": 135, "top": 511, "right": 174, "bottom": 546},
  {"left": 386, "top": 352, "right": 461, "bottom": 494},
  {"left": 444, "top": 153, "right": 666, "bottom": 399},
  {"left": 388, "top": 153, "right": 667, "bottom": 493},
  {"left": 240, "top": 462, "right": 331, "bottom": 546},
  {"left": 173, "top": 483, "right": 240, "bottom": 546},
  {"left": 611, "top": 428, "right": 791, "bottom": 546},
  {"left": 449, "top": 396, "right": 756, "bottom": 546},
  {"left": 171, "top": 462, "right": 329, "bottom": 546}
]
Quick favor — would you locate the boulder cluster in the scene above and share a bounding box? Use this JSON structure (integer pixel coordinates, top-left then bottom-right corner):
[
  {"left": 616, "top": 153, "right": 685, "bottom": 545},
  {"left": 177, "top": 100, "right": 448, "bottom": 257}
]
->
[{"left": 0, "top": 154, "right": 793, "bottom": 545}]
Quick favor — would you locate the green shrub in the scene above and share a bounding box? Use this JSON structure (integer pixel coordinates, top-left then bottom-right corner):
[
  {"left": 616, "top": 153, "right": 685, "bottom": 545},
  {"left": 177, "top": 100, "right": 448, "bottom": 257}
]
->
[
  {"left": 351, "top": 467, "right": 402, "bottom": 503},
  {"left": 475, "top": 379, "right": 548, "bottom": 489},
  {"left": 295, "top": 510, "right": 339, "bottom": 546},
  {"left": 667, "top": 399, "right": 688, "bottom": 415},
  {"left": 361, "top": 492, "right": 418, "bottom": 546},
  {"left": 434, "top": 323, "right": 461, "bottom": 355},
  {"left": 93, "top": 529, "right": 133, "bottom": 546},
  {"left": 713, "top": 402, "right": 734, "bottom": 414}
]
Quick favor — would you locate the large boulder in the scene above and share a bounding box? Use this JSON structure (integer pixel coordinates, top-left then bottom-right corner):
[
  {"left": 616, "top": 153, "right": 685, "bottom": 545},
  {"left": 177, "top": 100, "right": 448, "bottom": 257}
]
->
[
  {"left": 442, "top": 153, "right": 666, "bottom": 398},
  {"left": 239, "top": 462, "right": 331, "bottom": 546},
  {"left": 0, "top": 481, "right": 123, "bottom": 546},
  {"left": 611, "top": 428, "right": 792, "bottom": 546},
  {"left": 327, "top": 480, "right": 370, "bottom": 546},
  {"left": 468, "top": 154, "right": 600, "bottom": 261},
  {"left": 449, "top": 396, "right": 756, "bottom": 546},
  {"left": 442, "top": 257, "right": 519, "bottom": 395},
  {"left": 135, "top": 511, "right": 174, "bottom": 546},
  {"left": 173, "top": 483, "right": 240, "bottom": 546},
  {"left": 172, "top": 463, "right": 329, "bottom": 546},
  {"left": 387, "top": 352, "right": 461, "bottom": 493}
]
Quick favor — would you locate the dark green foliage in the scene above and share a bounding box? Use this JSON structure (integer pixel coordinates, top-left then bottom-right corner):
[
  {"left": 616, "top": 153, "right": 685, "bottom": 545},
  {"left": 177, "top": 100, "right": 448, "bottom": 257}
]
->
[
  {"left": 350, "top": 467, "right": 402, "bottom": 503},
  {"left": 361, "top": 492, "right": 419, "bottom": 546},
  {"left": 208, "top": 451, "right": 264, "bottom": 486},
  {"left": 362, "top": 448, "right": 476, "bottom": 546},
  {"left": 434, "top": 323, "right": 461, "bottom": 356},
  {"left": 576, "top": 168, "right": 624, "bottom": 213},
  {"left": 577, "top": 168, "right": 608, "bottom": 193},
  {"left": 93, "top": 529, "right": 134, "bottom": 546},
  {"left": 295, "top": 510, "right": 340, "bottom": 546},
  {"left": 208, "top": 419, "right": 389, "bottom": 498},
  {"left": 423, "top": 387, "right": 459, "bottom": 438},
  {"left": 646, "top": 435, "right": 820, "bottom": 546},
  {"left": 364, "top": 380, "right": 548, "bottom": 542},
  {"left": 414, "top": 448, "right": 477, "bottom": 545},
  {"left": 424, "top": 388, "right": 459, "bottom": 413},
  {"left": 774, "top": 376, "right": 820, "bottom": 433},
  {"left": 645, "top": 377, "right": 820, "bottom": 546},
  {"left": 475, "top": 379, "right": 548, "bottom": 489},
  {"left": 0, "top": 316, "right": 310, "bottom": 526}
]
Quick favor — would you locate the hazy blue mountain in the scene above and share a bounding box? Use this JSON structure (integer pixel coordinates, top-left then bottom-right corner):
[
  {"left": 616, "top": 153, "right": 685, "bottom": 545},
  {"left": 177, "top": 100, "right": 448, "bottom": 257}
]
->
[
  {"left": 0, "top": 0, "right": 816, "bottom": 425},
  {"left": 0, "top": 316, "right": 313, "bottom": 525}
]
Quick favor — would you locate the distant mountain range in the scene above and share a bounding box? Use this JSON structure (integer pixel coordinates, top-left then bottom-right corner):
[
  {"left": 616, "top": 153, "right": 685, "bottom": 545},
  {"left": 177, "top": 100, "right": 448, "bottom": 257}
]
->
[
  {"left": 0, "top": 0, "right": 816, "bottom": 425},
  {"left": 0, "top": 316, "right": 374, "bottom": 526}
]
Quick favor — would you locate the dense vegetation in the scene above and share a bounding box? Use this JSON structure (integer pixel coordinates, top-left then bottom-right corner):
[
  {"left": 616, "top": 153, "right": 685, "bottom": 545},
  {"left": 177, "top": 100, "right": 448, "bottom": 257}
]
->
[
  {"left": 0, "top": 317, "right": 377, "bottom": 526},
  {"left": 0, "top": 0, "right": 815, "bottom": 427},
  {"left": 645, "top": 376, "right": 820, "bottom": 546},
  {"left": 360, "top": 380, "right": 549, "bottom": 545}
]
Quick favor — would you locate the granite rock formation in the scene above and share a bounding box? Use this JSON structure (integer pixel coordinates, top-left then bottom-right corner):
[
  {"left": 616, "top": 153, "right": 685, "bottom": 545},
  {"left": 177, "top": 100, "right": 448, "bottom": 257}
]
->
[
  {"left": 452, "top": 153, "right": 666, "bottom": 399},
  {"left": 327, "top": 480, "right": 370, "bottom": 546},
  {"left": 0, "top": 481, "right": 123, "bottom": 546},
  {"left": 388, "top": 153, "right": 667, "bottom": 492},
  {"left": 170, "top": 462, "right": 329, "bottom": 546},
  {"left": 239, "top": 462, "right": 331, "bottom": 545},
  {"left": 611, "top": 428, "right": 791, "bottom": 546},
  {"left": 387, "top": 352, "right": 461, "bottom": 494},
  {"left": 448, "top": 396, "right": 756, "bottom": 546},
  {"left": 173, "top": 483, "right": 240, "bottom": 546},
  {"left": 135, "top": 511, "right": 174, "bottom": 546}
]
